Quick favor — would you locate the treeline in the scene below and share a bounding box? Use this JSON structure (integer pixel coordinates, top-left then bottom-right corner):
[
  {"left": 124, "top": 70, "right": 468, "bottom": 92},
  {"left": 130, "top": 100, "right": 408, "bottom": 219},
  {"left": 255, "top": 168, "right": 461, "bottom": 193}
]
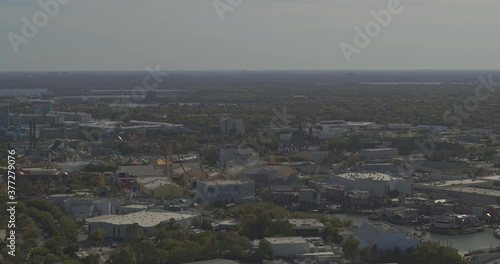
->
[
  {"left": 108, "top": 220, "right": 272, "bottom": 264},
  {"left": 0, "top": 199, "right": 97, "bottom": 264}
]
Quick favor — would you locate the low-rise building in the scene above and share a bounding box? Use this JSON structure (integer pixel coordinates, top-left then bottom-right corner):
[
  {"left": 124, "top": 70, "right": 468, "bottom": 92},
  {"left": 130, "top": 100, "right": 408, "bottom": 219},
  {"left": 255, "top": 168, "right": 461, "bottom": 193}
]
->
[
  {"left": 354, "top": 222, "right": 419, "bottom": 251},
  {"left": 196, "top": 179, "right": 256, "bottom": 205},
  {"left": 416, "top": 185, "right": 500, "bottom": 206},
  {"left": 219, "top": 145, "right": 258, "bottom": 166},
  {"left": 299, "top": 188, "right": 323, "bottom": 207},
  {"left": 62, "top": 198, "right": 121, "bottom": 220},
  {"left": 220, "top": 118, "right": 245, "bottom": 134},
  {"left": 343, "top": 190, "right": 383, "bottom": 210},
  {"left": 86, "top": 211, "right": 199, "bottom": 239},
  {"left": 239, "top": 165, "right": 297, "bottom": 187},
  {"left": 137, "top": 177, "right": 184, "bottom": 199},
  {"left": 288, "top": 219, "right": 325, "bottom": 237},
  {"left": 329, "top": 171, "right": 413, "bottom": 196},
  {"left": 360, "top": 148, "right": 398, "bottom": 161},
  {"left": 265, "top": 237, "right": 310, "bottom": 257}
]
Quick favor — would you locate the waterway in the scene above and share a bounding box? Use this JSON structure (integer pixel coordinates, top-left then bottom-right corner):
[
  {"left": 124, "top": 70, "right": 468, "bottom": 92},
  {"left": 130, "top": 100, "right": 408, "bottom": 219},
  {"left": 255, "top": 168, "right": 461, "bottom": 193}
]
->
[{"left": 333, "top": 213, "right": 500, "bottom": 254}]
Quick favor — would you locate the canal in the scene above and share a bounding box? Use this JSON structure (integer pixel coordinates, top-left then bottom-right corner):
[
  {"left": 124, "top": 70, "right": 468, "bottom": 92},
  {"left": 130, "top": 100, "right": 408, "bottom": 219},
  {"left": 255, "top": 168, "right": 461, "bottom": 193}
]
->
[{"left": 333, "top": 213, "right": 500, "bottom": 254}]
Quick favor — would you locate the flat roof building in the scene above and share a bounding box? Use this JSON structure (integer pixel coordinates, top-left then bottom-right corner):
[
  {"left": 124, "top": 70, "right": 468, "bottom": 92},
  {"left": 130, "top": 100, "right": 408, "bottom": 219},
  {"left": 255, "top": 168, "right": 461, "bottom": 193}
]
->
[
  {"left": 196, "top": 179, "right": 256, "bottom": 205},
  {"left": 360, "top": 148, "right": 398, "bottom": 161},
  {"left": 354, "top": 222, "right": 419, "bottom": 251},
  {"left": 329, "top": 171, "right": 413, "bottom": 196},
  {"left": 86, "top": 211, "right": 199, "bottom": 239},
  {"left": 265, "top": 237, "right": 310, "bottom": 257},
  {"left": 288, "top": 219, "right": 325, "bottom": 237}
]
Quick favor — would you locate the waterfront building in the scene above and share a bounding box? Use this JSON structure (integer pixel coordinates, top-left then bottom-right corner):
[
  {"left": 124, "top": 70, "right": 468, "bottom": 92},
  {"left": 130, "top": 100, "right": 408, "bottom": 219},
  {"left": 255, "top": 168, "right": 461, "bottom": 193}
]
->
[{"left": 354, "top": 222, "right": 419, "bottom": 251}]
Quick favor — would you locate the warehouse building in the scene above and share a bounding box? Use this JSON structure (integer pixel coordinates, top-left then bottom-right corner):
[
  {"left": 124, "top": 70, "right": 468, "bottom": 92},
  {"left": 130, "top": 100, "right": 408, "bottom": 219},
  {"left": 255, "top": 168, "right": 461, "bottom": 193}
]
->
[
  {"left": 264, "top": 237, "right": 310, "bottom": 257},
  {"left": 196, "top": 179, "right": 256, "bottom": 205},
  {"left": 328, "top": 171, "right": 413, "bottom": 196},
  {"left": 360, "top": 148, "right": 398, "bottom": 161},
  {"left": 137, "top": 177, "right": 184, "bottom": 199},
  {"left": 287, "top": 219, "right": 325, "bottom": 237},
  {"left": 86, "top": 211, "right": 199, "bottom": 239},
  {"left": 62, "top": 198, "right": 121, "bottom": 220},
  {"left": 354, "top": 222, "right": 419, "bottom": 251}
]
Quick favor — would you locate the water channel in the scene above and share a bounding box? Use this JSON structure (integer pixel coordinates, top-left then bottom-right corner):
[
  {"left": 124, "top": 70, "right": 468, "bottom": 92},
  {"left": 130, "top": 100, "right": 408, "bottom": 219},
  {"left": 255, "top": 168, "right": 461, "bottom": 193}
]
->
[{"left": 333, "top": 213, "right": 500, "bottom": 254}]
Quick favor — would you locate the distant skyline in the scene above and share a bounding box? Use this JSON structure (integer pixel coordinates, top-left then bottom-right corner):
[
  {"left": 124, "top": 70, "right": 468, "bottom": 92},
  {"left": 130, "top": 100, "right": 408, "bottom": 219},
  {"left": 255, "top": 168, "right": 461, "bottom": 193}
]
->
[{"left": 1, "top": 0, "right": 499, "bottom": 71}]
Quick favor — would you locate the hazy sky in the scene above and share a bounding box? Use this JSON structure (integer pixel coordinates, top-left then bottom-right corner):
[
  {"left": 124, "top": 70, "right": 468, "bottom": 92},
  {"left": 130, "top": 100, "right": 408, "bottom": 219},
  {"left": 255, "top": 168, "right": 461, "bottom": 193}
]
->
[{"left": 1, "top": 0, "right": 499, "bottom": 71}]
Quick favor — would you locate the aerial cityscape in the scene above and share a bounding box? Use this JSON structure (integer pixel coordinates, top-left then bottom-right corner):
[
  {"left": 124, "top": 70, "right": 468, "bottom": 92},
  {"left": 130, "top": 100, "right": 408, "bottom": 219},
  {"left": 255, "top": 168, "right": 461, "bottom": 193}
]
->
[{"left": 2, "top": 1, "right": 500, "bottom": 264}]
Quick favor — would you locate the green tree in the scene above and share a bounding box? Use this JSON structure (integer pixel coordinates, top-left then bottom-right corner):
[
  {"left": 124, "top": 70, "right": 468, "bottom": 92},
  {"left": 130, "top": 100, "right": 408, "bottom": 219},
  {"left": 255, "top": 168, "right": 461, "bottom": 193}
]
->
[
  {"left": 342, "top": 236, "right": 360, "bottom": 262},
  {"left": 265, "top": 219, "right": 296, "bottom": 237},
  {"left": 134, "top": 239, "right": 160, "bottom": 264},
  {"left": 126, "top": 223, "right": 144, "bottom": 243},
  {"left": 110, "top": 245, "right": 136, "bottom": 264},
  {"left": 89, "top": 229, "right": 105, "bottom": 245},
  {"left": 59, "top": 216, "right": 79, "bottom": 242},
  {"left": 411, "top": 241, "right": 465, "bottom": 264}
]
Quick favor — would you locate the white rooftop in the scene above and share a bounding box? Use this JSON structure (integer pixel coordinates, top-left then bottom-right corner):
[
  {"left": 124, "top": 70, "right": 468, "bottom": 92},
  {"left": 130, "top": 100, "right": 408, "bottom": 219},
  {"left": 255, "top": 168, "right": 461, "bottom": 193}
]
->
[
  {"left": 199, "top": 179, "right": 253, "bottom": 185},
  {"left": 361, "top": 148, "right": 397, "bottom": 152},
  {"left": 265, "top": 236, "right": 308, "bottom": 245},
  {"left": 418, "top": 179, "right": 487, "bottom": 187},
  {"left": 288, "top": 219, "right": 326, "bottom": 229},
  {"left": 144, "top": 179, "right": 178, "bottom": 190},
  {"left": 336, "top": 172, "right": 398, "bottom": 181},
  {"left": 86, "top": 211, "right": 199, "bottom": 227}
]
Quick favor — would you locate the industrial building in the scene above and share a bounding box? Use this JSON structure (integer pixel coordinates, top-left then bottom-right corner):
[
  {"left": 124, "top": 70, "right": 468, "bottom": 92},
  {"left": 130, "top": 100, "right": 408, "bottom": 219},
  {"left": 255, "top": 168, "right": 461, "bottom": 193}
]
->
[
  {"left": 416, "top": 185, "right": 500, "bottom": 206},
  {"left": 328, "top": 171, "right": 413, "bottom": 196},
  {"left": 137, "top": 177, "right": 184, "bottom": 199},
  {"left": 287, "top": 219, "right": 325, "bottom": 237},
  {"left": 354, "top": 222, "right": 419, "bottom": 251},
  {"left": 220, "top": 118, "right": 245, "bottom": 134},
  {"left": 239, "top": 165, "right": 297, "bottom": 186},
  {"left": 62, "top": 198, "right": 121, "bottom": 220},
  {"left": 196, "top": 179, "right": 256, "bottom": 205},
  {"left": 299, "top": 188, "right": 323, "bottom": 207},
  {"left": 31, "top": 100, "right": 54, "bottom": 115},
  {"left": 219, "top": 145, "right": 259, "bottom": 166},
  {"left": 116, "top": 165, "right": 164, "bottom": 178},
  {"left": 264, "top": 237, "right": 310, "bottom": 257},
  {"left": 86, "top": 211, "right": 199, "bottom": 239},
  {"left": 359, "top": 148, "right": 398, "bottom": 161}
]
